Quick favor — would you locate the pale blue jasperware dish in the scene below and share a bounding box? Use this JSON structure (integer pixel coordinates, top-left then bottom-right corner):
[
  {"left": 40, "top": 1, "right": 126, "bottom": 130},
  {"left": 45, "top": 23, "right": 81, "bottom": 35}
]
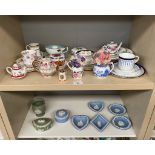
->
[
  {"left": 71, "top": 115, "right": 89, "bottom": 131},
  {"left": 90, "top": 114, "right": 109, "bottom": 132},
  {"left": 88, "top": 101, "right": 104, "bottom": 112}
]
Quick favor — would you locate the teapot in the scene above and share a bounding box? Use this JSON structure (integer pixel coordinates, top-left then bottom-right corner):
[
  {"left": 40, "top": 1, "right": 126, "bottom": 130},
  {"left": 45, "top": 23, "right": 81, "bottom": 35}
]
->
[
  {"left": 103, "top": 41, "right": 122, "bottom": 54},
  {"left": 33, "top": 58, "right": 56, "bottom": 78},
  {"left": 6, "top": 64, "right": 27, "bottom": 79}
]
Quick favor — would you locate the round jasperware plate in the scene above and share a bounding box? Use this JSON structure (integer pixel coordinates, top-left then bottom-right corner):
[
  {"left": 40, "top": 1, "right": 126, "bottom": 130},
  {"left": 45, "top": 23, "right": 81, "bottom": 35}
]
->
[
  {"left": 108, "top": 104, "right": 126, "bottom": 115},
  {"left": 111, "top": 116, "right": 132, "bottom": 130}
]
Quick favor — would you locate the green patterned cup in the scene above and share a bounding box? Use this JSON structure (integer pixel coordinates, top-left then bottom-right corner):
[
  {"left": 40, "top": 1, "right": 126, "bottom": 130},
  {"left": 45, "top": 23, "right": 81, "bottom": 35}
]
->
[{"left": 32, "top": 98, "right": 46, "bottom": 117}]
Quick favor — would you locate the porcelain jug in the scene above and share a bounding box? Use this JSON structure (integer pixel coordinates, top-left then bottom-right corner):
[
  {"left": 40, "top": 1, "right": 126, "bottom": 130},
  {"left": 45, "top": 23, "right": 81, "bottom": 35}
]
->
[{"left": 67, "top": 59, "right": 83, "bottom": 80}]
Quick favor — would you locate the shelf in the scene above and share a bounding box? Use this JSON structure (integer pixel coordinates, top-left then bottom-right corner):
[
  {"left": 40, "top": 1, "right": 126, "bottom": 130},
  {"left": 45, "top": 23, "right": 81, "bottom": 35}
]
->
[
  {"left": 0, "top": 71, "right": 154, "bottom": 91},
  {"left": 151, "top": 130, "right": 155, "bottom": 138},
  {"left": 18, "top": 95, "right": 136, "bottom": 138},
  {"left": 0, "top": 130, "right": 3, "bottom": 140}
]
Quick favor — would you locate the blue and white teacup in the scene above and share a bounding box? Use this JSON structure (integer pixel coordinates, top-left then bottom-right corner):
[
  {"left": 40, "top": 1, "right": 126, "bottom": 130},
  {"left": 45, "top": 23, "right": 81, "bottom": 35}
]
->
[{"left": 118, "top": 53, "right": 139, "bottom": 71}]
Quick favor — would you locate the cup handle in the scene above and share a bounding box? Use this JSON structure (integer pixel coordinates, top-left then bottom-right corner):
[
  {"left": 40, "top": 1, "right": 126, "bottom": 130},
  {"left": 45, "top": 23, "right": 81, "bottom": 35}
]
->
[
  {"left": 109, "top": 62, "right": 114, "bottom": 73},
  {"left": 32, "top": 60, "right": 40, "bottom": 72},
  {"left": 134, "top": 56, "right": 139, "bottom": 63},
  {"left": 26, "top": 45, "right": 30, "bottom": 50},
  {"left": 65, "top": 47, "right": 68, "bottom": 52},
  {"left": 63, "top": 47, "right": 68, "bottom": 52},
  {"left": 67, "top": 62, "right": 72, "bottom": 71},
  {"left": 6, "top": 67, "right": 13, "bottom": 75}
]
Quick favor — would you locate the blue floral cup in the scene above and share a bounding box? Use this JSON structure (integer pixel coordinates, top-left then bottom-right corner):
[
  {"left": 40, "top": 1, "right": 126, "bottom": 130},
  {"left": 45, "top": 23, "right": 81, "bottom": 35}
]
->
[{"left": 93, "top": 62, "right": 114, "bottom": 78}]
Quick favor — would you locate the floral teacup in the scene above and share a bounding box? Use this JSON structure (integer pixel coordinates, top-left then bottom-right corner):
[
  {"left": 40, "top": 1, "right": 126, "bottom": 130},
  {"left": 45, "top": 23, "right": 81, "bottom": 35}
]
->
[{"left": 21, "top": 50, "right": 38, "bottom": 72}]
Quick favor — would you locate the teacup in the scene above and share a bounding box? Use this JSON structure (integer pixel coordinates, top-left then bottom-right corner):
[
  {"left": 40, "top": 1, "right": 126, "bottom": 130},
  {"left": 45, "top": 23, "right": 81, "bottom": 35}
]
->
[
  {"left": 26, "top": 43, "right": 42, "bottom": 57},
  {"left": 16, "top": 57, "right": 25, "bottom": 67},
  {"left": 26, "top": 43, "right": 39, "bottom": 50},
  {"left": 118, "top": 53, "right": 139, "bottom": 71}
]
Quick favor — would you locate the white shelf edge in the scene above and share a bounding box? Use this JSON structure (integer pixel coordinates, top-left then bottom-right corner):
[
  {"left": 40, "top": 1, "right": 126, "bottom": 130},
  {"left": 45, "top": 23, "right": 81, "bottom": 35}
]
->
[{"left": 18, "top": 95, "right": 136, "bottom": 139}]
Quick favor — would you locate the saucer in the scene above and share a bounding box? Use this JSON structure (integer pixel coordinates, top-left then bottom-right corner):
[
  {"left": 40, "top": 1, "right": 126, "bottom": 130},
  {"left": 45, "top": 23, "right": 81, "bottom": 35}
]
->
[
  {"left": 108, "top": 104, "right": 126, "bottom": 115},
  {"left": 111, "top": 116, "right": 132, "bottom": 130},
  {"left": 111, "top": 63, "right": 145, "bottom": 78}
]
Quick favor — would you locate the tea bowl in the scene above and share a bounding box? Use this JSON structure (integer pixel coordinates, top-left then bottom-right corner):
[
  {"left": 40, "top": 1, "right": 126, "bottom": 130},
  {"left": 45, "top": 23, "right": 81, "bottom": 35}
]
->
[
  {"left": 90, "top": 114, "right": 109, "bottom": 132},
  {"left": 54, "top": 109, "right": 70, "bottom": 123},
  {"left": 45, "top": 45, "right": 68, "bottom": 55},
  {"left": 71, "top": 115, "right": 89, "bottom": 131},
  {"left": 88, "top": 101, "right": 104, "bottom": 112}
]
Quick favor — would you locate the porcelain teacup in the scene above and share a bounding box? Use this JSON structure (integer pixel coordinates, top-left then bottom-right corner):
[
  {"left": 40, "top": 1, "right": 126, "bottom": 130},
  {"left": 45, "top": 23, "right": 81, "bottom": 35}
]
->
[
  {"left": 26, "top": 43, "right": 42, "bottom": 57},
  {"left": 118, "top": 53, "right": 139, "bottom": 71},
  {"left": 26, "top": 43, "right": 39, "bottom": 50},
  {"left": 21, "top": 50, "right": 38, "bottom": 72}
]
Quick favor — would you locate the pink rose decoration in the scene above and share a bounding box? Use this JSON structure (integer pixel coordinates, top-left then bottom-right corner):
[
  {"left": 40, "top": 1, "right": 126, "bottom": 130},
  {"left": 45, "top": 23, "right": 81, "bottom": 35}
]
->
[{"left": 93, "top": 48, "right": 111, "bottom": 65}]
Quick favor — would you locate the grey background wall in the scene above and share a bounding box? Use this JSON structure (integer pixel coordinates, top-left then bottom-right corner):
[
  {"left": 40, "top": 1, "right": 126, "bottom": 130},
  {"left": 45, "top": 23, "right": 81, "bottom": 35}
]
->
[{"left": 20, "top": 16, "right": 133, "bottom": 51}]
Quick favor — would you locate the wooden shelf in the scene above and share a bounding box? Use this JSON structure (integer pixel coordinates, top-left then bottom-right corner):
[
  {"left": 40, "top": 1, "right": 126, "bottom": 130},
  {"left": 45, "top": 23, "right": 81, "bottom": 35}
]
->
[
  {"left": 18, "top": 95, "right": 136, "bottom": 138},
  {"left": 151, "top": 130, "right": 155, "bottom": 138},
  {"left": 0, "top": 130, "right": 3, "bottom": 140},
  {"left": 0, "top": 71, "right": 154, "bottom": 91}
]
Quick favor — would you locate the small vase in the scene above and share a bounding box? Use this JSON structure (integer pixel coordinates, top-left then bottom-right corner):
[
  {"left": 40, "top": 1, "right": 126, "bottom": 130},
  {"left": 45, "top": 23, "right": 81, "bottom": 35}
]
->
[
  {"left": 93, "top": 63, "right": 114, "bottom": 78},
  {"left": 32, "top": 98, "right": 46, "bottom": 117}
]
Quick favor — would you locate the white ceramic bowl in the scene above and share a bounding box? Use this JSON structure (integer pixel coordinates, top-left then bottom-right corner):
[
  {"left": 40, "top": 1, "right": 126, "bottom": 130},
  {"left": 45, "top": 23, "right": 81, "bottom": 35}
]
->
[{"left": 45, "top": 45, "right": 68, "bottom": 54}]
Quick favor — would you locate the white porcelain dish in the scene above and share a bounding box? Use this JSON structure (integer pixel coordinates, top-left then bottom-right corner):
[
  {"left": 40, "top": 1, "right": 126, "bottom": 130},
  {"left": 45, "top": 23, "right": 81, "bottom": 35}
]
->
[{"left": 111, "top": 62, "right": 145, "bottom": 78}]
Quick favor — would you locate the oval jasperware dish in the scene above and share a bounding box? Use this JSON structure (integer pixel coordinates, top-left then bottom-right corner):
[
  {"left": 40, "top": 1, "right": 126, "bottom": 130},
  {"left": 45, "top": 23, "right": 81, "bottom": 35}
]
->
[
  {"left": 108, "top": 104, "right": 126, "bottom": 115},
  {"left": 111, "top": 116, "right": 132, "bottom": 130},
  {"left": 32, "top": 118, "right": 53, "bottom": 132}
]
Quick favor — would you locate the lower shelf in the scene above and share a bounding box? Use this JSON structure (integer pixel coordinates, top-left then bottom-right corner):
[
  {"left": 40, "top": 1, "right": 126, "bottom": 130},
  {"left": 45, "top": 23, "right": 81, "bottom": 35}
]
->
[
  {"left": 0, "top": 130, "right": 3, "bottom": 140},
  {"left": 151, "top": 130, "right": 155, "bottom": 138},
  {"left": 18, "top": 95, "right": 136, "bottom": 138}
]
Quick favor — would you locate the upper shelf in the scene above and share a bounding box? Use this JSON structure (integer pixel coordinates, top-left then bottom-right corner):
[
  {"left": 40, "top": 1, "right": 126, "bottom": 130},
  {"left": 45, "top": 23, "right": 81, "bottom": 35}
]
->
[{"left": 0, "top": 71, "right": 154, "bottom": 91}]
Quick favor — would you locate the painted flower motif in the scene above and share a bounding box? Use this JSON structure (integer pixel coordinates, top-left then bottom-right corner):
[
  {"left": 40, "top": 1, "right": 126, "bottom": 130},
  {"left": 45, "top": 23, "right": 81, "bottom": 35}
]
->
[
  {"left": 69, "top": 59, "right": 81, "bottom": 68},
  {"left": 93, "top": 49, "right": 111, "bottom": 65}
]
